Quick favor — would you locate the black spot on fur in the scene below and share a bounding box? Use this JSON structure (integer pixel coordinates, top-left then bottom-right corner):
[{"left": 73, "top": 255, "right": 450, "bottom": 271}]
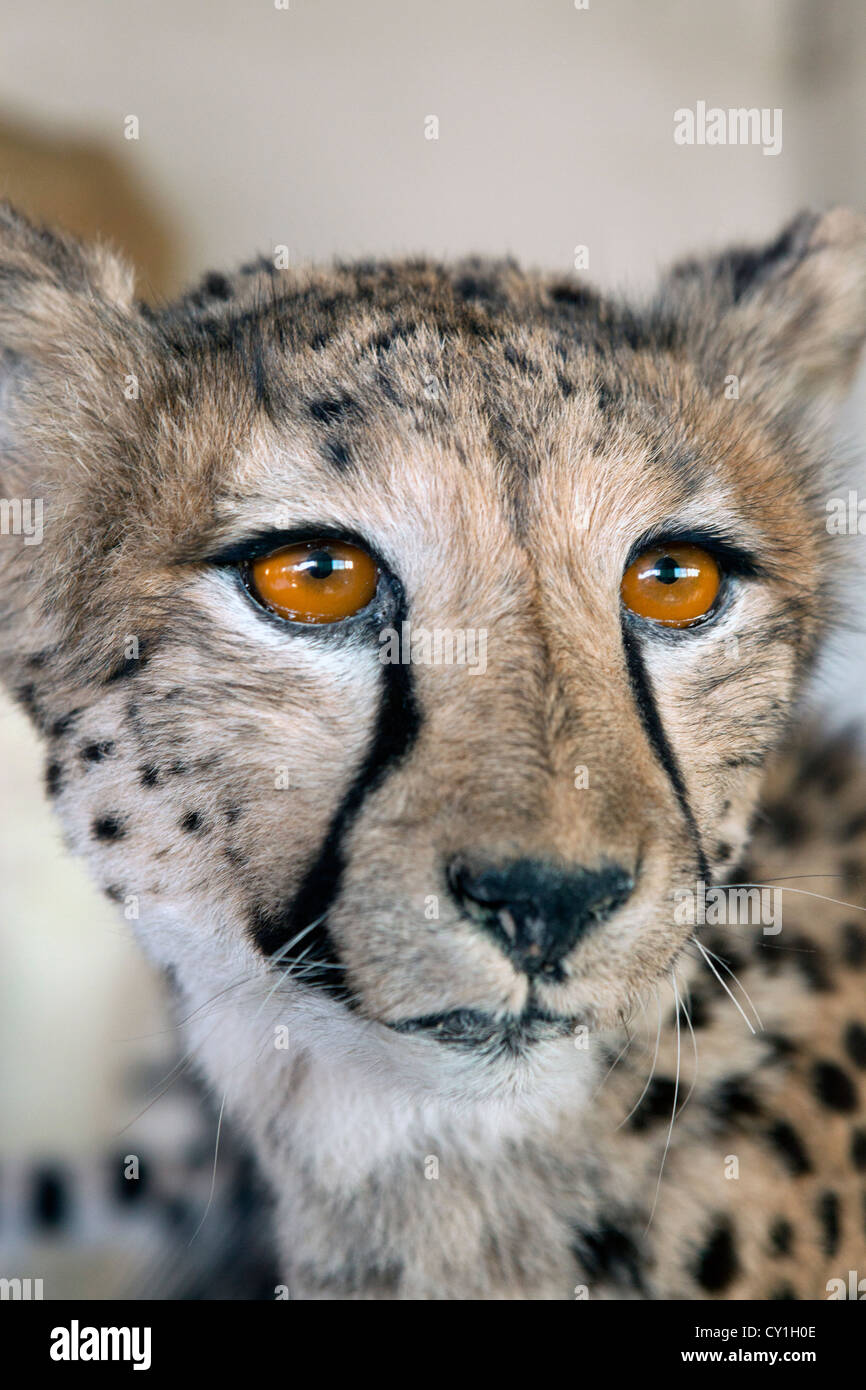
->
[
  {"left": 683, "top": 988, "right": 711, "bottom": 1030},
  {"left": 93, "top": 815, "right": 125, "bottom": 843},
  {"left": 813, "top": 1059, "right": 858, "bottom": 1113},
  {"left": 323, "top": 438, "right": 351, "bottom": 469},
  {"left": 27, "top": 648, "right": 55, "bottom": 669},
  {"left": 45, "top": 760, "right": 63, "bottom": 797},
  {"left": 180, "top": 810, "right": 205, "bottom": 834},
  {"left": 842, "top": 809, "right": 866, "bottom": 841},
  {"left": 81, "top": 740, "right": 116, "bottom": 764},
  {"left": 32, "top": 1167, "right": 69, "bottom": 1229},
  {"left": 842, "top": 922, "right": 866, "bottom": 967},
  {"left": 105, "top": 884, "right": 125, "bottom": 903},
  {"left": 715, "top": 217, "right": 807, "bottom": 304},
  {"left": 851, "top": 1128, "right": 866, "bottom": 1171},
  {"left": 844, "top": 1022, "right": 866, "bottom": 1068},
  {"left": 16, "top": 682, "right": 39, "bottom": 720},
  {"left": 761, "top": 1032, "right": 798, "bottom": 1062},
  {"left": 548, "top": 281, "right": 595, "bottom": 308},
  {"left": 768, "top": 1217, "right": 793, "bottom": 1257},
  {"left": 224, "top": 806, "right": 242, "bottom": 823},
  {"left": 767, "top": 1120, "right": 812, "bottom": 1176},
  {"left": 139, "top": 765, "right": 160, "bottom": 787},
  {"left": 714, "top": 841, "right": 732, "bottom": 862},
  {"left": 309, "top": 395, "right": 357, "bottom": 425},
  {"left": 701, "top": 933, "right": 744, "bottom": 974},
  {"left": 789, "top": 934, "right": 832, "bottom": 992},
  {"left": 503, "top": 344, "right": 542, "bottom": 378},
  {"left": 106, "top": 649, "right": 147, "bottom": 682},
  {"left": 695, "top": 1218, "right": 738, "bottom": 1293},
  {"left": 712, "top": 1075, "right": 762, "bottom": 1121},
  {"left": 816, "top": 1191, "right": 841, "bottom": 1256},
  {"left": 765, "top": 802, "right": 806, "bottom": 846},
  {"left": 50, "top": 710, "right": 81, "bottom": 739},
  {"left": 628, "top": 1076, "right": 681, "bottom": 1131},
  {"left": 768, "top": 1283, "right": 799, "bottom": 1300},
  {"left": 596, "top": 381, "right": 618, "bottom": 413},
  {"left": 573, "top": 1222, "right": 645, "bottom": 1294},
  {"left": 202, "top": 271, "right": 232, "bottom": 301}
]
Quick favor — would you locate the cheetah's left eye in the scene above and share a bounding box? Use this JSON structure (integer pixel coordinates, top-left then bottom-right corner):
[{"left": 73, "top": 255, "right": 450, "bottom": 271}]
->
[
  {"left": 620, "top": 542, "right": 721, "bottom": 628},
  {"left": 246, "top": 539, "right": 380, "bottom": 623}
]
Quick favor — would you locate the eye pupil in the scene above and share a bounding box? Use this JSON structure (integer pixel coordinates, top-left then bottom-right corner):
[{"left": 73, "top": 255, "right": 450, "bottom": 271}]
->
[
  {"left": 655, "top": 556, "right": 680, "bottom": 585},
  {"left": 306, "top": 550, "right": 335, "bottom": 579}
]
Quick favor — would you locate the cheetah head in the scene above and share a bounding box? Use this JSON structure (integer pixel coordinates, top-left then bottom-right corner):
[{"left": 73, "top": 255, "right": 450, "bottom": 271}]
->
[{"left": 1, "top": 205, "right": 864, "bottom": 1094}]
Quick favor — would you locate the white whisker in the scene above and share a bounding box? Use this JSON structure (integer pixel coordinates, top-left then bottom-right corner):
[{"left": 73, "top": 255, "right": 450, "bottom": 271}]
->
[{"left": 692, "top": 937, "right": 758, "bottom": 1035}]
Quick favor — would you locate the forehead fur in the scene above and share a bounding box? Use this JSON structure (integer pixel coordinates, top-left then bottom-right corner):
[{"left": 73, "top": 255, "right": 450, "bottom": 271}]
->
[{"left": 0, "top": 204, "right": 864, "bottom": 699}]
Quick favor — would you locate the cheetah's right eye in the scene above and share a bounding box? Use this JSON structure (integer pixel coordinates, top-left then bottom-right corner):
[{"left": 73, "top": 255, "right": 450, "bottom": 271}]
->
[
  {"left": 246, "top": 539, "right": 380, "bottom": 624},
  {"left": 620, "top": 542, "right": 722, "bottom": 628}
]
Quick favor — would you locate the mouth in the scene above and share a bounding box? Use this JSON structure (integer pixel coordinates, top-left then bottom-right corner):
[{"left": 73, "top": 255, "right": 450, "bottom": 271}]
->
[{"left": 387, "top": 1004, "right": 577, "bottom": 1051}]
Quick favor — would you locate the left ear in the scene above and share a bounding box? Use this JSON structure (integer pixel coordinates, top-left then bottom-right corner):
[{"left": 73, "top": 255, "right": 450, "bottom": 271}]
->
[{"left": 658, "top": 208, "right": 866, "bottom": 428}]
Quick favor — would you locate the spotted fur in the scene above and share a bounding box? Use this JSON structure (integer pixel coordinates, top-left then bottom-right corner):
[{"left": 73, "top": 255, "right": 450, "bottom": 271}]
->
[{"left": 1, "top": 203, "right": 866, "bottom": 1298}]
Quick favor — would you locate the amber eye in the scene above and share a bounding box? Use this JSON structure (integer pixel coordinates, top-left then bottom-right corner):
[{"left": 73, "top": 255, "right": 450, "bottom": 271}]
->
[
  {"left": 247, "top": 539, "right": 379, "bottom": 624},
  {"left": 620, "top": 542, "right": 722, "bottom": 628}
]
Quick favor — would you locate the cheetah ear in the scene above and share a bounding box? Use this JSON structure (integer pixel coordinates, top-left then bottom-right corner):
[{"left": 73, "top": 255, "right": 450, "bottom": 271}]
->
[
  {"left": 0, "top": 204, "right": 137, "bottom": 500},
  {"left": 659, "top": 208, "right": 866, "bottom": 427},
  {"left": 0, "top": 201, "right": 135, "bottom": 357}
]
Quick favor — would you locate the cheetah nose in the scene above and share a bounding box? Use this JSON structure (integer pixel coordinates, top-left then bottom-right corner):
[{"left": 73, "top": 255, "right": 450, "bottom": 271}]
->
[{"left": 445, "top": 856, "right": 635, "bottom": 977}]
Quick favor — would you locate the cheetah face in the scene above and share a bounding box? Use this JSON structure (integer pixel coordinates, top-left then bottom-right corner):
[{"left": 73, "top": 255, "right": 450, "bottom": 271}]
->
[{"left": 1, "top": 207, "right": 864, "bottom": 1070}]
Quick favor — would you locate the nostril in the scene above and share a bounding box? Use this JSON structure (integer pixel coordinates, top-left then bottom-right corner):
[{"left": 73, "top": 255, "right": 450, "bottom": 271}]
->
[{"left": 445, "top": 855, "right": 636, "bottom": 973}]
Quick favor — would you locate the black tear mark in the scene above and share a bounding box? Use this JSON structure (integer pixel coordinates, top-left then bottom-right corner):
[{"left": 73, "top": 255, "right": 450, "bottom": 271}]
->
[
  {"left": 93, "top": 815, "right": 126, "bottom": 843},
  {"left": 250, "top": 581, "right": 422, "bottom": 997},
  {"left": 620, "top": 621, "right": 709, "bottom": 880}
]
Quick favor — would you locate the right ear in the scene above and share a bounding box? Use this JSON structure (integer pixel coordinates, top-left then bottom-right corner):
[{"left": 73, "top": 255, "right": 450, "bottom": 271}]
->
[
  {"left": 0, "top": 205, "right": 142, "bottom": 720},
  {"left": 0, "top": 201, "right": 139, "bottom": 481}
]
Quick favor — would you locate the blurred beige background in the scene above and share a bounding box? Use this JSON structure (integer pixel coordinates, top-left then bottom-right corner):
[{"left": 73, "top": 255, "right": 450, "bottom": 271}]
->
[{"left": 1, "top": 0, "right": 865, "bottom": 1156}]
